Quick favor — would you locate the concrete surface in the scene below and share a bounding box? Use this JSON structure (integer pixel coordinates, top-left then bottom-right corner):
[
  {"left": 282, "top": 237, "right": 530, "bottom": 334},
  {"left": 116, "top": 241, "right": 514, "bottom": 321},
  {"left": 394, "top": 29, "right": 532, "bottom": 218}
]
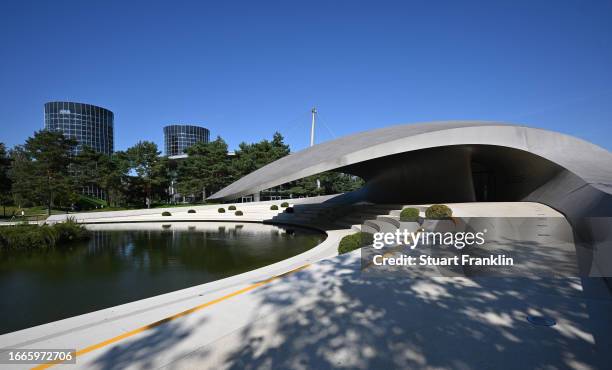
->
[{"left": 1, "top": 201, "right": 610, "bottom": 369}]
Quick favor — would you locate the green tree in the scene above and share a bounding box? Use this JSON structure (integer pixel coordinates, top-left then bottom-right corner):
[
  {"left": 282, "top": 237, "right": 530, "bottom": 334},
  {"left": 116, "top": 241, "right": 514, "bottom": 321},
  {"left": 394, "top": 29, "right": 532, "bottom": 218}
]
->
[
  {"left": 125, "top": 141, "right": 163, "bottom": 208},
  {"left": 319, "top": 172, "right": 365, "bottom": 193},
  {"left": 177, "top": 137, "right": 233, "bottom": 202},
  {"left": 287, "top": 175, "right": 324, "bottom": 197},
  {"left": 8, "top": 146, "right": 33, "bottom": 208},
  {"left": 9, "top": 130, "right": 78, "bottom": 215},
  {"left": 277, "top": 172, "right": 364, "bottom": 198},
  {"left": 74, "top": 147, "right": 131, "bottom": 207},
  {"left": 108, "top": 151, "right": 132, "bottom": 206},
  {"left": 150, "top": 156, "right": 173, "bottom": 204},
  {"left": 0, "top": 143, "right": 12, "bottom": 216},
  {"left": 233, "top": 132, "right": 290, "bottom": 178},
  {"left": 73, "top": 146, "right": 102, "bottom": 196}
]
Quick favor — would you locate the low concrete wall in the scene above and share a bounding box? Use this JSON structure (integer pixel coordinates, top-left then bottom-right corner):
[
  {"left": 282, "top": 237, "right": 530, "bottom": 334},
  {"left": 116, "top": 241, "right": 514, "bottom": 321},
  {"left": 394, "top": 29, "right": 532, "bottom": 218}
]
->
[{"left": 46, "top": 194, "right": 341, "bottom": 224}]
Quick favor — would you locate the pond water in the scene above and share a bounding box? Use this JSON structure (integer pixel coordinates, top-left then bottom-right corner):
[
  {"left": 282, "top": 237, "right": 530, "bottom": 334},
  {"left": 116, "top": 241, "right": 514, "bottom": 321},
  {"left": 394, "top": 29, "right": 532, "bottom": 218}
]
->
[{"left": 0, "top": 222, "right": 325, "bottom": 334}]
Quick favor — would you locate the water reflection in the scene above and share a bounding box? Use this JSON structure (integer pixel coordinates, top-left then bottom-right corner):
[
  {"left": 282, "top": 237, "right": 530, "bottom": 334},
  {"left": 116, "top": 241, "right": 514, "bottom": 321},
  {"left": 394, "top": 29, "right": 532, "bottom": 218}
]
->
[{"left": 0, "top": 222, "right": 324, "bottom": 334}]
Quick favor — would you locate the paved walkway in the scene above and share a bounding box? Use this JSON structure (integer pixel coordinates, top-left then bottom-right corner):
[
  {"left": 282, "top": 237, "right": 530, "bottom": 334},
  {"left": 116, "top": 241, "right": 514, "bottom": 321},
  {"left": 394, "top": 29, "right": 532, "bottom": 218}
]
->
[{"left": 2, "top": 251, "right": 610, "bottom": 370}]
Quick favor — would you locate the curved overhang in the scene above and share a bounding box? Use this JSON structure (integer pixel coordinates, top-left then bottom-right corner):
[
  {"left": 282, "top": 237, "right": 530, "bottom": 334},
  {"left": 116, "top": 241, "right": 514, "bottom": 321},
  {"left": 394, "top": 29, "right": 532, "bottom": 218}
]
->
[{"left": 209, "top": 121, "right": 612, "bottom": 201}]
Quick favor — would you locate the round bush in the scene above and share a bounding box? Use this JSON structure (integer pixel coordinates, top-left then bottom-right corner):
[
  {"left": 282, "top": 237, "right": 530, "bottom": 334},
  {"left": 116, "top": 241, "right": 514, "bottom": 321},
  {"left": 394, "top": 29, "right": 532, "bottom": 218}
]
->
[
  {"left": 270, "top": 205, "right": 279, "bottom": 210},
  {"left": 228, "top": 205, "right": 236, "bottom": 210},
  {"left": 280, "top": 202, "right": 289, "bottom": 208},
  {"left": 235, "top": 210, "right": 243, "bottom": 216},
  {"left": 285, "top": 207, "right": 294, "bottom": 213},
  {"left": 400, "top": 207, "right": 419, "bottom": 222},
  {"left": 218, "top": 208, "right": 226, "bottom": 213},
  {"left": 187, "top": 209, "right": 196, "bottom": 214},
  {"left": 425, "top": 204, "right": 453, "bottom": 219},
  {"left": 162, "top": 211, "right": 172, "bottom": 216},
  {"left": 338, "top": 232, "right": 374, "bottom": 254}
]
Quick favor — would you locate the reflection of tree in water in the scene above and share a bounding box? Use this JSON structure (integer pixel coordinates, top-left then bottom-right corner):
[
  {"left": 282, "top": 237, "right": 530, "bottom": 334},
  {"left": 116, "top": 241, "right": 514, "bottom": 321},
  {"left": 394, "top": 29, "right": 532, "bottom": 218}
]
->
[
  {"left": 0, "top": 223, "right": 324, "bottom": 334},
  {"left": 83, "top": 224, "right": 323, "bottom": 277}
]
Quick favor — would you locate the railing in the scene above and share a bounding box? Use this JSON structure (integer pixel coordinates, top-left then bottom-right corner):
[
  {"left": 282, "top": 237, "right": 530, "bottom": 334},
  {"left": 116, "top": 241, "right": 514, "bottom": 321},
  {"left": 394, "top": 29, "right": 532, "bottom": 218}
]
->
[{"left": 6, "top": 213, "right": 48, "bottom": 224}]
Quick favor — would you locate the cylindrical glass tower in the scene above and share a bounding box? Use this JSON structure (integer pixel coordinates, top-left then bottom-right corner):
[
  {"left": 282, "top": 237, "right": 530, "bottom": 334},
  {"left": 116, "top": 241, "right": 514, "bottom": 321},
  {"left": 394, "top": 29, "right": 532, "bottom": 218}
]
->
[
  {"left": 44, "top": 101, "right": 114, "bottom": 155},
  {"left": 164, "top": 124, "right": 210, "bottom": 157},
  {"left": 44, "top": 102, "right": 114, "bottom": 199}
]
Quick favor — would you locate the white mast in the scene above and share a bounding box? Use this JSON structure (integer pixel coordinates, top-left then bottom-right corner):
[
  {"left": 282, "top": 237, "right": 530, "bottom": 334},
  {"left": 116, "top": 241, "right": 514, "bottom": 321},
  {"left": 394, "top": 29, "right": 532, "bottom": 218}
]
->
[
  {"left": 311, "top": 107, "right": 320, "bottom": 189},
  {"left": 310, "top": 107, "right": 317, "bottom": 147}
]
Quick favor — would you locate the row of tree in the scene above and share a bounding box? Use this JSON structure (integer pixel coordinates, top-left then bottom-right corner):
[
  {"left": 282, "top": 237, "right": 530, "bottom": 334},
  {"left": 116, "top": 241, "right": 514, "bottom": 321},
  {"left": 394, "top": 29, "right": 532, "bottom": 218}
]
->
[{"left": 0, "top": 131, "right": 364, "bottom": 215}]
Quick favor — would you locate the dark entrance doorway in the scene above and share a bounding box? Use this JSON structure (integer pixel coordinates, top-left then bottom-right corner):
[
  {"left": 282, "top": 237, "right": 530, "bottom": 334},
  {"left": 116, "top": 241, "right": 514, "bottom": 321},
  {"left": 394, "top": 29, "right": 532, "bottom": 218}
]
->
[{"left": 471, "top": 161, "right": 496, "bottom": 201}]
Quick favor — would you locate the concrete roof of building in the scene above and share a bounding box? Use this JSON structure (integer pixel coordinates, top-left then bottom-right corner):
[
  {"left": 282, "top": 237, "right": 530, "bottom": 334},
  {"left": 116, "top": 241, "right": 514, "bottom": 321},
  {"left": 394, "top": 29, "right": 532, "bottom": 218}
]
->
[{"left": 209, "top": 121, "right": 612, "bottom": 200}]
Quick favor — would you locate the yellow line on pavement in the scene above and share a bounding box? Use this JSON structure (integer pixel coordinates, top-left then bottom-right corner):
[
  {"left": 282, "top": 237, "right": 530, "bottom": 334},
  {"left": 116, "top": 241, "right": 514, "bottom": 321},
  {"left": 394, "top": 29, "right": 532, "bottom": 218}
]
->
[{"left": 31, "top": 264, "right": 310, "bottom": 370}]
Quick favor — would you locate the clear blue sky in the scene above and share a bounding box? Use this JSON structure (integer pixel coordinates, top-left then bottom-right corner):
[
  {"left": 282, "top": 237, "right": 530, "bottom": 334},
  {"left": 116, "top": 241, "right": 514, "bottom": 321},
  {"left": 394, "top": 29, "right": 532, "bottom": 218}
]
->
[{"left": 1, "top": 0, "right": 611, "bottom": 152}]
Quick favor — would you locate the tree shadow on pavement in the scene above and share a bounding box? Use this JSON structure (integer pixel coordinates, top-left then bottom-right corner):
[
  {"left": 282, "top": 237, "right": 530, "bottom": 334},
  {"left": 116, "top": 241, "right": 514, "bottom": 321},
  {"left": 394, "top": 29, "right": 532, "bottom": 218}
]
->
[
  {"left": 90, "top": 315, "right": 208, "bottom": 370},
  {"left": 198, "top": 252, "right": 612, "bottom": 370},
  {"left": 88, "top": 248, "right": 612, "bottom": 370}
]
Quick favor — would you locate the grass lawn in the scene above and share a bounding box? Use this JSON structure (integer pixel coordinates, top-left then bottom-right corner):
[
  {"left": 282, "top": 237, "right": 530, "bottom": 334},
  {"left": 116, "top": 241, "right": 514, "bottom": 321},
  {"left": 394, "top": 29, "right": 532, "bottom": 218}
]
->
[{"left": 0, "top": 206, "right": 64, "bottom": 221}]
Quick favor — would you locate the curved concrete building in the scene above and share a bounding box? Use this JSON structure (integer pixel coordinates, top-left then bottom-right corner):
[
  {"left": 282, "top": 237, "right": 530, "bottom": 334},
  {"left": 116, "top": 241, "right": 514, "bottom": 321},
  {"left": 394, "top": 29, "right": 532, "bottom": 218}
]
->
[
  {"left": 210, "top": 121, "right": 612, "bottom": 202},
  {"left": 210, "top": 121, "right": 612, "bottom": 275}
]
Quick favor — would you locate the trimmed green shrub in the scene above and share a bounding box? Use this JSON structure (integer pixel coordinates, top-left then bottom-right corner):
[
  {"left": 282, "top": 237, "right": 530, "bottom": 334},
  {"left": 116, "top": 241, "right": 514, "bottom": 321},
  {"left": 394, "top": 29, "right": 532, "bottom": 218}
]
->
[
  {"left": 400, "top": 207, "right": 420, "bottom": 222},
  {"left": 235, "top": 210, "right": 243, "bottom": 216},
  {"left": 338, "top": 232, "right": 374, "bottom": 254},
  {"left": 218, "top": 208, "right": 226, "bottom": 213},
  {"left": 228, "top": 205, "right": 236, "bottom": 210},
  {"left": 425, "top": 204, "right": 453, "bottom": 219},
  {"left": 162, "top": 211, "right": 172, "bottom": 216},
  {"left": 187, "top": 209, "right": 196, "bottom": 213},
  {"left": 285, "top": 207, "right": 294, "bottom": 213},
  {"left": 270, "top": 205, "right": 279, "bottom": 210},
  {"left": 280, "top": 202, "right": 289, "bottom": 208}
]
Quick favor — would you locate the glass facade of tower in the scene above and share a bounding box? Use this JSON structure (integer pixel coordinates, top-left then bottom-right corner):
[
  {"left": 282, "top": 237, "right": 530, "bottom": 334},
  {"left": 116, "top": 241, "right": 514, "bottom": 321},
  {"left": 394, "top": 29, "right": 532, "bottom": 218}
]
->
[
  {"left": 164, "top": 124, "right": 210, "bottom": 157},
  {"left": 44, "top": 102, "right": 114, "bottom": 199},
  {"left": 44, "top": 101, "right": 114, "bottom": 155}
]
